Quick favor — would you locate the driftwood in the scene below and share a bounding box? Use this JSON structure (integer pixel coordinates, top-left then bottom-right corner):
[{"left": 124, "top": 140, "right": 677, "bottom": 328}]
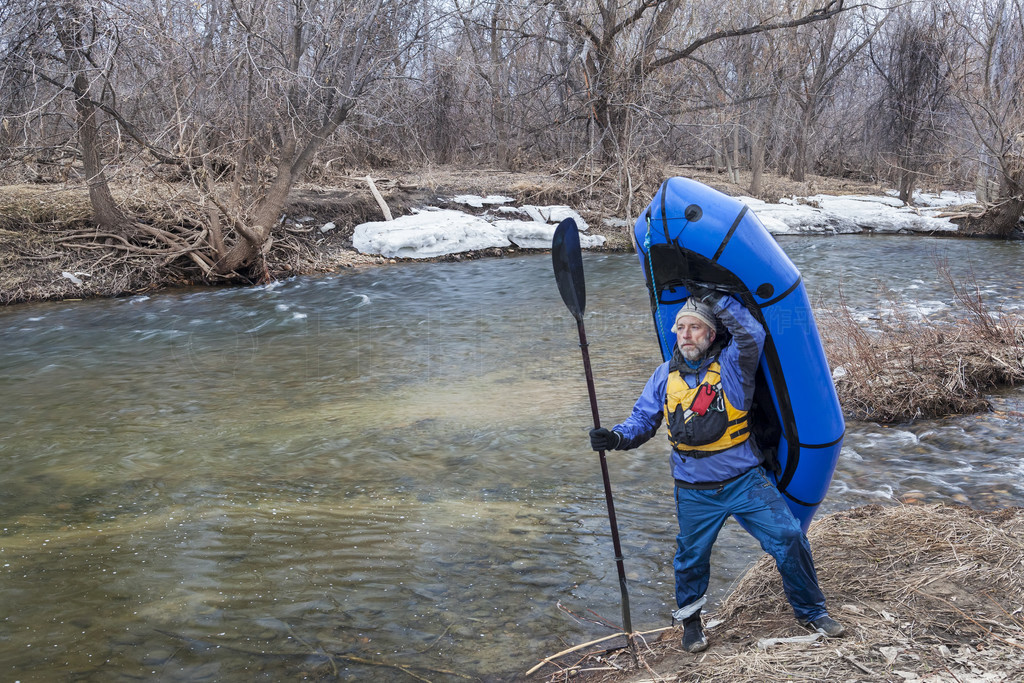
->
[
  {"left": 365, "top": 175, "right": 393, "bottom": 220},
  {"left": 526, "top": 627, "right": 673, "bottom": 676}
]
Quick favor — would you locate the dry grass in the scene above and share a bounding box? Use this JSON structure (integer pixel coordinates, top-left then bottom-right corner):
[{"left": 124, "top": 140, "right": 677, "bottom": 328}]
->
[
  {"left": 818, "top": 266, "right": 1024, "bottom": 422},
  {"left": 0, "top": 184, "right": 97, "bottom": 226},
  {"left": 537, "top": 504, "right": 1024, "bottom": 683}
]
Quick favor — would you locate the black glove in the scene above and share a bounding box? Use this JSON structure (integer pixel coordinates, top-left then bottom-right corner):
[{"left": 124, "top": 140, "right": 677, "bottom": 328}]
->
[
  {"left": 589, "top": 427, "right": 622, "bottom": 452},
  {"left": 686, "top": 283, "right": 721, "bottom": 304}
]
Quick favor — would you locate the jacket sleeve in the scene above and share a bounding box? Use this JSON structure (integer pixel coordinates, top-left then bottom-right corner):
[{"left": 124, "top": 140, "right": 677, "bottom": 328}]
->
[
  {"left": 710, "top": 294, "right": 765, "bottom": 410},
  {"left": 611, "top": 362, "right": 668, "bottom": 450}
]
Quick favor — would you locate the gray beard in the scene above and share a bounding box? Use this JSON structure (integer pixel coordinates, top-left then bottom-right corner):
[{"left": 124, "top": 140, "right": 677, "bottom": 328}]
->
[
  {"left": 681, "top": 348, "right": 703, "bottom": 362},
  {"left": 679, "top": 340, "right": 711, "bottom": 362}
]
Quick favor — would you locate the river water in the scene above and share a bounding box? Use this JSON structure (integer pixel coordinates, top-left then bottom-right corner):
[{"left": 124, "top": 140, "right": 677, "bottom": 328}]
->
[{"left": 2, "top": 235, "right": 1023, "bottom": 681}]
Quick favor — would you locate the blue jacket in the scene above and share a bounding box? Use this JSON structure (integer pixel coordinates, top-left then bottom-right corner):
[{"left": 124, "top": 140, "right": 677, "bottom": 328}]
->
[{"left": 613, "top": 295, "right": 766, "bottom": 483}]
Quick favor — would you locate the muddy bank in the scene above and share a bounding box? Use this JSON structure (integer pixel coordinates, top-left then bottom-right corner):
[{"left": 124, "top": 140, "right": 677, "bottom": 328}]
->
[
  {"left": 535, "top": 504, "right": 1024, "bottom": 683},
  {"left": 0, "top": 167, "right": 887, "bottom": 305},
  {"left": 0, "top": 168, "right": 628, "bottom": 305}
]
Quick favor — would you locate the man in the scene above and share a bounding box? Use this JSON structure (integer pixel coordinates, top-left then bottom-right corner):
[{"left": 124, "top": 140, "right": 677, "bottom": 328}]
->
[{"left": 589, "top": 288, "right": 844, "bottom": 653}]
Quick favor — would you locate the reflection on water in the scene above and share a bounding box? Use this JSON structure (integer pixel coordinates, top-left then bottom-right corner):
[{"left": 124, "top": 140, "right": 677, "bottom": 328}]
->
[{"left": 2, "top": 235, "right": 1023, "bottom": 680}]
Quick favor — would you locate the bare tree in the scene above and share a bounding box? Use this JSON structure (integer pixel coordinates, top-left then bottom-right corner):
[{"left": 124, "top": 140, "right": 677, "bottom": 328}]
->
[
  {"left": 869, "top": 5, "right": 957, "bottom": 203},
  {"left": 951, "top": 0, "right": 1024, "bottom": 236},
  {"left": 785, "top": 5, "right": 885, "bottom": 181},
  {"left": 446, "top": 0, "right": 573, "bottom": 166},
  {"left": 183, "top": 0, "right": 430, "bottom": 275},
  {"left": 2, "top": 0, "right": 129, "bottom": 229},
  {"left": 548, "top": 0, "right": 855, "bottom": 163},
  {"left": 8, "top": 0, "right": 431, "bottom": 278}
]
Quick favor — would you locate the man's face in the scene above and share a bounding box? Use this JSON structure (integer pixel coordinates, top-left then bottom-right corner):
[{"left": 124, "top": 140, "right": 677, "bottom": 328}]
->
[{"left": 675, "top": 316, "right": 715, "bottom": 362}]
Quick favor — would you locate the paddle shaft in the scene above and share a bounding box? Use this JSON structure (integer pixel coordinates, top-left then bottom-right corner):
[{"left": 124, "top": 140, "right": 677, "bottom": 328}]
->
[
  {"left": 551, "top": 217, "right": 634, "bottom": 643},
  {"left": 574, "top": 317, "right": 633, "bottom": 636}
]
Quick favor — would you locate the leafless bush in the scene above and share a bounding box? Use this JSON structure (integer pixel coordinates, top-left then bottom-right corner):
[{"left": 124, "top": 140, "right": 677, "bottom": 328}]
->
[{"left": 819, "top": 269, "right": 1024, "bottom": 423}]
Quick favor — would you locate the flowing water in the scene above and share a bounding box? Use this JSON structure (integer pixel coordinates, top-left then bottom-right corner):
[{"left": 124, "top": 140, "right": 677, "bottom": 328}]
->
[{"left": 2, "top": 235, "right": 1023, "bottom": 681}]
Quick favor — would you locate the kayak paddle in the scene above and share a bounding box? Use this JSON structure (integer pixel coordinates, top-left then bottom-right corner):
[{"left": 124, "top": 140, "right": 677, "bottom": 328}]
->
[{"left": 551, "top": 218, "right": 634, "bottom": 642}]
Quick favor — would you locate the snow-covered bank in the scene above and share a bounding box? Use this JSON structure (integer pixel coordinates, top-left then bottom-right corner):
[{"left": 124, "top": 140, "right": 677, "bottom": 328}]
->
[
  {"left": 351, "top": 189, "right": 975, "bottom": 258},
  {"left": 740, "top": 190, "right": 973, "bottom": 235},
  {"left": 351, "top": 198, "right": 603, "bottom": 258}
]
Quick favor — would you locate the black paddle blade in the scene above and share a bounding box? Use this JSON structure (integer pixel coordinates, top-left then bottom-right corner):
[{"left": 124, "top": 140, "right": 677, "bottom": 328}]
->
[{"left": 552, "top": 218, "right": 586, "bottom": 321}]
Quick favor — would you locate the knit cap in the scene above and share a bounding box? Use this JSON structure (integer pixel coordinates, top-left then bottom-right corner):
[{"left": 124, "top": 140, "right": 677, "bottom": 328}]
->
[{"left": 671, "top": 298, "right": 716, "bottom": 332}]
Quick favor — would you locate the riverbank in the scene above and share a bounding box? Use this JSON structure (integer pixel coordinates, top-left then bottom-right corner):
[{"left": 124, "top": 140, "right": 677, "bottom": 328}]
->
[
  {"left": 535, "top": 503, "right": 1024, "bottom": 683},
  {"left": 0, "top": 166, "right": 895, "bottom": 305}
]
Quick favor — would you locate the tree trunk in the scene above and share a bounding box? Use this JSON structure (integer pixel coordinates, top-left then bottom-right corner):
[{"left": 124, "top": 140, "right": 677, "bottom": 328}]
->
[
  {"left": 213, "top": 100, "right": 356, "bottom": 276},
  {"left": 959, "top": 163, "right": 1023, "bottom": 238},
  {"left": 214, "top": 156, "right": 295, "bottom": 275},
  {"left": 593, "top": 95, "right": 628, "bottom": 162},
  {"left": 790, "top": 102, "right": 815, "bottom": 182},
  {"left": 898, "top": 165, "right": 915, "bottom": 204},
  {"left": 489, "top": 6, "right": 510, "bottom": 166},
  {"left": 959, "top": 197, "right": 1024, "bottom": 237},
  {"left": 974, "top": 151, "right": 995, "bottom": 205},
  {"left": 750, "top": 131, "right": 766, "bottom": 196},
  {"left": 54, "top": 1, "right": 127, "bottom": 231},
  {"left": 73, "top": 79, "right": 127, "bottom": 231},
  {"left": 975, "top": 167, "right": 989, "bottom": 204}
]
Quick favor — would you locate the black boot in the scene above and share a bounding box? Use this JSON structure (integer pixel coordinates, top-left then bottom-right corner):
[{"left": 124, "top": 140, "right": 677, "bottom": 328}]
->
[
  {"left": 682, "top": 614, "right": 708, "bottom": 653},
  {"left": 798, "top": 614, "right": 846, "bottom": 637}
]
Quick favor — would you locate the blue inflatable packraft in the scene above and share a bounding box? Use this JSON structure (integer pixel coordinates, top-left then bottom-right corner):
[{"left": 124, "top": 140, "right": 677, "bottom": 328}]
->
[{"left": 632, "top": 177, "right": 844, "bottom": 531}]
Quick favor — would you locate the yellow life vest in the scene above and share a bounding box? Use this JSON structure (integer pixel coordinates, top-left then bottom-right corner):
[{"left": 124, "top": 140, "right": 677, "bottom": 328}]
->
[{"left": 664, "top": 360, "right": 750, "bottom": 456}]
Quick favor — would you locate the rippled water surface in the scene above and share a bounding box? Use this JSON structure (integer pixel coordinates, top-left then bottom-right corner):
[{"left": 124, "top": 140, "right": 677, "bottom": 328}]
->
[{"left": 2, "top": 235, "right": 1023, "bottom": 680}]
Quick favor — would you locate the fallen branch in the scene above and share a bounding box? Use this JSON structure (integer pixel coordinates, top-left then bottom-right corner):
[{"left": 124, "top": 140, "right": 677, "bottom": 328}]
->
[
  {"left": 526, "top": 626, "right": 671, "bottom": 676},
  {"left": 366, "top": 175, "right": 393, "bottom": 220}
]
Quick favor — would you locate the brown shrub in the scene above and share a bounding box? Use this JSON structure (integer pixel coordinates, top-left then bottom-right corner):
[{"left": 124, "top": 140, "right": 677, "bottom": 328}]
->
[{"left": 819, "top": 264, "right": 1024, "bottom": 423}]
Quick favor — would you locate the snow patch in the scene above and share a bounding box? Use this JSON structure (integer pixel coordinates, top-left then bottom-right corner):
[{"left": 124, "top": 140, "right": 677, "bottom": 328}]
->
[
  {"left": 492, "top": 219, "right": 605, "bottom": 249},
  {"left": 353, "top": 203, "right": 601, "bottom": 258},
  {"left": 352, "top": 209, "right": 511, "bottom": 258},
  {"left": 739, "top": 197, "right": 860, "bottom": 234},
  {"left": 740, "top": 192, "right": 961, "bottom": 235},
  {"left": 450, "top": 194, "right": 514, "bottom": 208},
  {"left": 528, "top": 205, "right": 590, "bottom": 231},
  {"left": 809, "top": 195, "right": 958, "bottom": 233},
  {"left": 887, "top": 189, "right": 977, "bottom": 208}
]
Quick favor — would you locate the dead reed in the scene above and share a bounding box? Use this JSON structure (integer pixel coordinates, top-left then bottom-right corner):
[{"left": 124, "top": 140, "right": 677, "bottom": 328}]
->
[{"left": 818, "top": 260, "right": 1024, "bottom": 423}]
